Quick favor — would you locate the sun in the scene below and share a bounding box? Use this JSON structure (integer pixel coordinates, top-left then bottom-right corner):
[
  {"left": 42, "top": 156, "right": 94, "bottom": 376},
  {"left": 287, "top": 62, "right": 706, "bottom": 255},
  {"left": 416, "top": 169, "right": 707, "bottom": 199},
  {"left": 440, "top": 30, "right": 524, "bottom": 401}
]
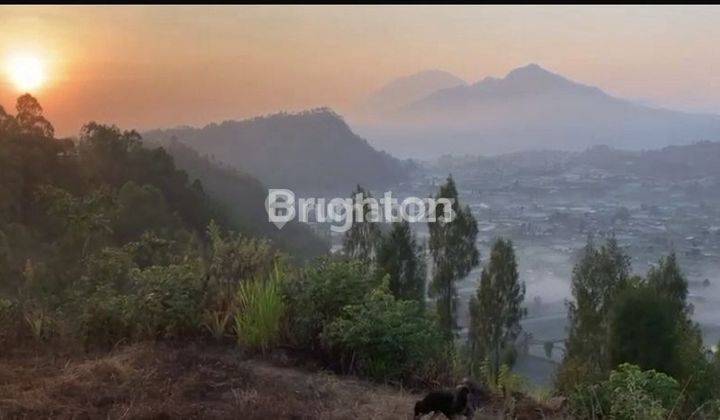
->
[{"left": 6, "top": 54, "right": 46, "bottom": 92}]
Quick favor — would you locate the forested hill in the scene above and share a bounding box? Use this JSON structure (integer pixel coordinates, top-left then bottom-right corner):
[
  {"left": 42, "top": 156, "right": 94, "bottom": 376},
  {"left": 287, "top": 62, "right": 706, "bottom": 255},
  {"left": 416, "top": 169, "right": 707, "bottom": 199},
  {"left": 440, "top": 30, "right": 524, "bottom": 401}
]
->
[
  {"left": 144, "top": 109, "right": 411, "bottom": 192},
  {"left": 0, "top": 95, "right": 326, "bottom": 302},
  {"left": 149, "top": 138, "right": 328, "bottom": 260}
]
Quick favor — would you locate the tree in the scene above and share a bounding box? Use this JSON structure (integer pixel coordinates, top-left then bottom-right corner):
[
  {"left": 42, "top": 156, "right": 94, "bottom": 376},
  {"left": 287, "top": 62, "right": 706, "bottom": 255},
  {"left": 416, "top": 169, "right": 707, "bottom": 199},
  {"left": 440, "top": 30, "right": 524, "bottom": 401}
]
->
[
  {"left": 558, "top": 237, "right": 630, "bottom": 388},
  {"left": 113, "top": 181, "right": 181, "bottom": 243},
  {"left": 15, "top": 94, "right": 54, "bottom": 138},
  {"left": 428, "top": 175, "right": 479, "bottom": 337},
  {"left": 646, "top": 253, "right": 688, "bottom": 314},
  {"left": 469, "top": 238, "right": 526, "bottom": 382},
  {"left": 376, "top": 221, "right": 426, "bottom": 304},
  {"left": 608, "top": 285, "right": 683, "bottom": 377},
  {"left": 342, "top": 185, "right": 382, "bottom": 263}
]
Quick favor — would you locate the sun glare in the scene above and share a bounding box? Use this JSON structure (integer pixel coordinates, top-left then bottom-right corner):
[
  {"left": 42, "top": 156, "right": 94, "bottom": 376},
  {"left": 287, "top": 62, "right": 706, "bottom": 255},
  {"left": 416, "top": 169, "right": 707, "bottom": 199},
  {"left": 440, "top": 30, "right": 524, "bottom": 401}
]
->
[{"left": 6, "top": 54, "right": 46, "bottom": 92}]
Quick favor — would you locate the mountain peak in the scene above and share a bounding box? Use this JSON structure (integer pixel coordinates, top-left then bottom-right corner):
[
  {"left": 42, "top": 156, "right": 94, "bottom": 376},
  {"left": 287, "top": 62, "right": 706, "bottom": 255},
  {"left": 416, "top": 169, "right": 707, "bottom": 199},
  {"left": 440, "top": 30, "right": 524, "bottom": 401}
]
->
[
  {"left": 505, "top": 63, "right": 566, "bottom": 83},
  {"left": 358, "top": 69, "right": 466, "bottom": 117}
]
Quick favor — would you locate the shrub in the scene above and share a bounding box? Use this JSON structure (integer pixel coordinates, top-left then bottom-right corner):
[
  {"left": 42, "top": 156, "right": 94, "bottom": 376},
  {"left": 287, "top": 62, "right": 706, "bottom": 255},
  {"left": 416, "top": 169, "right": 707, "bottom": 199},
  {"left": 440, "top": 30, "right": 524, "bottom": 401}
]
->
[
  {"left": 74, "top": 285, "right": 135, "bottom": 348},
  {"left": 203, "top": 221, "right": 278, "bottom": 340},
  {"left": 284, "top": 258, "right": 379, "bottom": 348},
  {"left": 569, "top": 363, "right": 681, "bottom": 420},
  {"left": 0, "top": 297, "right": 14, "bottom": 323},
  {"left": 68, "top": 248, "right": 137, "bottom": 346},
  {"left": 234, "top": 265, "right": 285, "bottom": 354},
  {"left": 132, "top": 262, "right": 204, "bottom": 338},
  {"left": 481, "top": 361, "right": 525, "bottom": 397},
  {"left": 0, "top": 297, "right": 20, "bottom": 344},
  {"left": 23, "top": 307, "right": 56, "bottom": 341},
  {"left": 322, "top": 285, "right": 445, "bottom": 382}
]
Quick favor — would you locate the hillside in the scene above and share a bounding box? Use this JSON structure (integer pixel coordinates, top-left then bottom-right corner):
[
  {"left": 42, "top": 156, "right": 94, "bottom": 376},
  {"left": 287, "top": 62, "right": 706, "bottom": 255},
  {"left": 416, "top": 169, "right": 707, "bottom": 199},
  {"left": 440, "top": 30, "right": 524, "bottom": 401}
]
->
[
  {"left": 353, "top": 64, "right": 720, "bottom": 158},
  {"left": 144, "top": 109, "right": 411, "bottom": 193},
  {"left": 0, "top": 341, "right": 563, "bottom": 419},
  {"left": 152, "top": 139, "right": 329, "bottom": 261}
]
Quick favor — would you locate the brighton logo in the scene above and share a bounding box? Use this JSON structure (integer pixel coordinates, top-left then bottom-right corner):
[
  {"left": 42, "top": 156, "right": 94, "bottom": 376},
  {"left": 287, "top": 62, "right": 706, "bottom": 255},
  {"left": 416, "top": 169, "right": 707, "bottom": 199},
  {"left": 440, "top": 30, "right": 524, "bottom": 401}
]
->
[{"left": 265, "top": 189, "right": 455, "bottom": 233}]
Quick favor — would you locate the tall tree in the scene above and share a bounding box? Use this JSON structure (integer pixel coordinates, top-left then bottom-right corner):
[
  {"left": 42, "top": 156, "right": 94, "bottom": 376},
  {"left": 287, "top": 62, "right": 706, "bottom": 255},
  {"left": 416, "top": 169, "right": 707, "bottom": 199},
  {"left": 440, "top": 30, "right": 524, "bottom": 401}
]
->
[
  {"left": 646, "top": 252, "right": 688, "bottom": 314},
  {"left": 428, "top": 175, "right": 479, "bottom": 337},
  {"left": 376, "top": 220, "right": 426, "bottom": 303},
  {"left": 608, "top": 285, "right": 684, "bottom": 377},
  {"left": 343, "top": 185, "right": 382, "bottom": 263},
  {"left": 469, "top": 238, "right": 526, "bottom": 382},
  {"left": 562, "top": 237, "right": 630, "bottom": 380}
]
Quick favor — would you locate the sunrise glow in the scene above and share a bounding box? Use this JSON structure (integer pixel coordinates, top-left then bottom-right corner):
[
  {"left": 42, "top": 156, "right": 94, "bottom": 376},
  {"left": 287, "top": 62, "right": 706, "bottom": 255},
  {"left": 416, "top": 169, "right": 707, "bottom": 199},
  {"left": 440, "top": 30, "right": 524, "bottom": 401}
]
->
[{"left": 6, "top": 54, "right": 46, "bottom": 92}]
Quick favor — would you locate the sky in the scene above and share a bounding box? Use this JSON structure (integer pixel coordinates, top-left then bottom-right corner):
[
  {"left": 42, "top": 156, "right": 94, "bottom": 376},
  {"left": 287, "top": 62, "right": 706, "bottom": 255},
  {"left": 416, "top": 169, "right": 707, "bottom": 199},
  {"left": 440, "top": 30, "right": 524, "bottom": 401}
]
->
[{"left": 2, "top": 5, "right": 720, "bottom": 136}]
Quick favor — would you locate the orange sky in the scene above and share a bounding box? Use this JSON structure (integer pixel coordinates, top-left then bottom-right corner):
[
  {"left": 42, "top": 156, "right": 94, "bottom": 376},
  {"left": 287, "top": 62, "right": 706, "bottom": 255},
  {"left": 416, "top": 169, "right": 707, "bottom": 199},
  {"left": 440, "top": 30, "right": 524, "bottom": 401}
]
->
[{"left": 2, "top": 5, "right": 720, "bottom": 136}]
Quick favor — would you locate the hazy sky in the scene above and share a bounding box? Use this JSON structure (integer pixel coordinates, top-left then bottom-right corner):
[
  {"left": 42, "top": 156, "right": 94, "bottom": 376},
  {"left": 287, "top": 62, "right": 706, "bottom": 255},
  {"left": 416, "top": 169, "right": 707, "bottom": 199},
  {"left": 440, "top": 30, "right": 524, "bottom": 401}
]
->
[{"left": 2, "top": 5, "right": 720, "bottom": 135}]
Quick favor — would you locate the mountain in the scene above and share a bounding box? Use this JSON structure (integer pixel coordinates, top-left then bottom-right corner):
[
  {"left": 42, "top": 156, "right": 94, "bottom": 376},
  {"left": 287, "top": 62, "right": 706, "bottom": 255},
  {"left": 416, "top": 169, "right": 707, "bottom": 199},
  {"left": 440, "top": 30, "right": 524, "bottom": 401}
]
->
[
  {"left": 353, "top": 64, "right": 720, "bottom": 158},
  {"left": 356, "top": 70, "right": 466, "bottom": 119},
  {"left": 144, "top": 109, "right": 411, "bottom": 193},
  {"left": 147, "top": 138, "right": 329, "bottom": 260}
]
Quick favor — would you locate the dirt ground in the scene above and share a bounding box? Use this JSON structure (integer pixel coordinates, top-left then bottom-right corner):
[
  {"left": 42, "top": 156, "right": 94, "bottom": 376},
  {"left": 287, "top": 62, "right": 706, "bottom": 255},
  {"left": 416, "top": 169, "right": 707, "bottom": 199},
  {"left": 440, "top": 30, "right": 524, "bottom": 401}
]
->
[{"left": 0, "top": 341, "right": 558, "bottom": 419}]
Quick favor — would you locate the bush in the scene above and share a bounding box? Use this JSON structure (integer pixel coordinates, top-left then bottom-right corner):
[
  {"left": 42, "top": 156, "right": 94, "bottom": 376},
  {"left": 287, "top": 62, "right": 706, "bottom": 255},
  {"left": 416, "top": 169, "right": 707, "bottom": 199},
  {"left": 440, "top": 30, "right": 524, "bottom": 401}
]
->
[
  {"left": 0, "top": 297, "right": 14, "bottom": 323},
  {"left": 322, "top": 285, "right": 445, "bottom": 382},
  {"left": 132, "top": 262, "right": 204, "bottom": 338},
  {"left": 234, "top": 265, "right": 285, "bottom": 354},
  {"left": 203, "top": 221, "right": 278, "bottom": 340},
  {"left": 68, "top": 248, "right": 137, "bottom": 347},
  {"left": 74, "top": 285, "right": 135, "bottom": 348},
  {"left": 481, "top": 361, "right": 525, "bottom": 397},
  {"left": 569, "top": 363, "right": 681, "bottom": 420},
  {"left": 0, "top": 297, "right": 20, "bottom": 344},
  {"left": 284, "top": 258, "right": 379, "bottom": 348}
]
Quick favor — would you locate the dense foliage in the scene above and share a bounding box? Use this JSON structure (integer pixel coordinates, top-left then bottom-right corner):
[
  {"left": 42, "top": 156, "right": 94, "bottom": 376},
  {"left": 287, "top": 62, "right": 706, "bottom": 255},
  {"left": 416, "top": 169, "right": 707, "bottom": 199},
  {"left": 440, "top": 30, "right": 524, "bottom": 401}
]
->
[
  {"left": 322, "top": 284, "right": 445, "bottom": 382},
  {"left": 570, "top": 363, "right": 681, "bottom": 420},
  {"left": 558, "top": 238, "right": 720, "bottom": 418}
]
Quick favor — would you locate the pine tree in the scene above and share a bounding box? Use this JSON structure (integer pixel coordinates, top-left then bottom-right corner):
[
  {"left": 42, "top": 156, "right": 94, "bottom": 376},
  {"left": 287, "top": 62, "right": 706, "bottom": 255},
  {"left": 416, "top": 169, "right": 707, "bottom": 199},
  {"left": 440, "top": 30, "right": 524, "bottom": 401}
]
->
[
  {"left": 376, "top": 221, "right": 426, "bottom": 304},
  {"left": 469, "top": 238, "right": 526, "bottom": 381},
  {"left": 427, "top": 175, "right": 479, "bottom": 338}
]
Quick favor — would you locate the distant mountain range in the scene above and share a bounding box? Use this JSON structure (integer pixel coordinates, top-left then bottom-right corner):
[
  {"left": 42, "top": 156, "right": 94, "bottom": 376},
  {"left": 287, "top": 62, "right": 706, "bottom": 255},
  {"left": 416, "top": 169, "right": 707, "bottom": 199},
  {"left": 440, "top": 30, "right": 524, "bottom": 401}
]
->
[
  {"left": 355, "top": 70, "right": 466, "bottom": 119},
  {"left": 351, "top": 64, "right": 720, "bottom": 158},
  {"left": 145, "top": 109, "right": 411, "bottom": 193}
]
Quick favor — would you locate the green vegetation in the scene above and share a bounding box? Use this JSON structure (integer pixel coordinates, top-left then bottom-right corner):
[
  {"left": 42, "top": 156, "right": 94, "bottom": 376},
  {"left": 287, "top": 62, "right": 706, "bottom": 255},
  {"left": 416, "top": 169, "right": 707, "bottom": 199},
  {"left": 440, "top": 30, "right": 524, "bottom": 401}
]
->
[
  {"left": 322, "top": 283, "right": 445, "bottom": 382},
  {"left": 376, "top": 221, "right": 426, "bottom": 303},
  {"left": 469, "top": 238, "right": 526, "bottom": 383},
  {"left": 234, "top": 265, "right": 286, "bottom": 354},
  {"left": 570, "top": 363, "right": 682, "bottom": 420},
  {"left": 1, "top": 94, "right": 718, "bottom": 418},
  {"left": 427, "top": 175, "right": 480, "bottom": 337},
  {"left": 558, "top": 238, "right": 720, "bottom": 418},
  {"left": 284, "top": 258, "right": 380, "bottom": 349}
]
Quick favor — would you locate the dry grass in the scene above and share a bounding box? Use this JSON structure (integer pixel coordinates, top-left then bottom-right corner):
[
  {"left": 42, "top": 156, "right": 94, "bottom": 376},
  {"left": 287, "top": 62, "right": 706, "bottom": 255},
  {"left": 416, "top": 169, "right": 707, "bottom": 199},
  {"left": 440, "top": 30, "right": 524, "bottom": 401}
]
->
[
  {"left": 0, "top": 342, "right": 563, "bottom": 419},
  {"left": 0, "top": 342, "right": 423, "bottom": 419}
]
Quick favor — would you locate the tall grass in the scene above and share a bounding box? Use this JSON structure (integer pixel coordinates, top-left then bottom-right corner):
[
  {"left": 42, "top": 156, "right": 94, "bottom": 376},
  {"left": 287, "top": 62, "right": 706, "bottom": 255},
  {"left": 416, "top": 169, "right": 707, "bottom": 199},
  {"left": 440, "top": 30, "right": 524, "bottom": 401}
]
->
[{"left": 234, "top": 265, "right": 285, "bottom": 354}]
